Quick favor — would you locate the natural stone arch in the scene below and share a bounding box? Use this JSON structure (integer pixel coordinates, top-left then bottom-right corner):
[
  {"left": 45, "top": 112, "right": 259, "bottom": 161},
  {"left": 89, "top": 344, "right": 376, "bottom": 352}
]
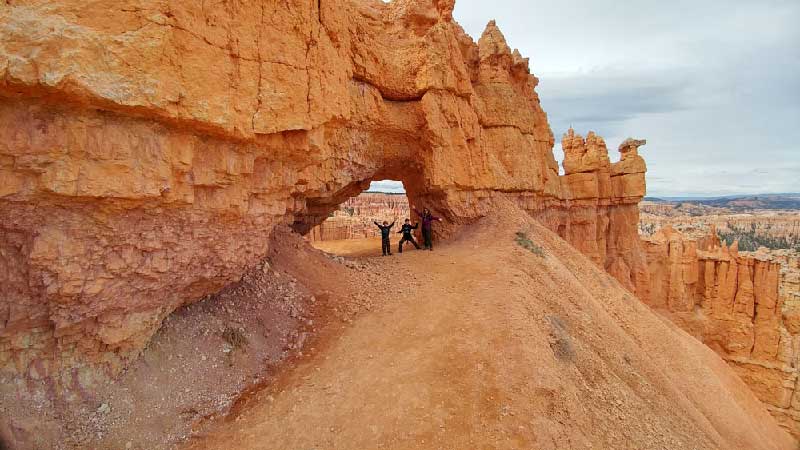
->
[
  {"left": 291, "top": 120, "right": 447, "bottom": 239},
  {"left": 0, "top": 0, "right": 647, "bottom": 379}
]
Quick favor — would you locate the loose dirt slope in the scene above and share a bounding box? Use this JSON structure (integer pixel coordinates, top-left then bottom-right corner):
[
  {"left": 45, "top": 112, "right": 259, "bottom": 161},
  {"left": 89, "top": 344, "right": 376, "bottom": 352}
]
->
[{"left": 187, "top": 205, "right": 793, "bottom": 450}]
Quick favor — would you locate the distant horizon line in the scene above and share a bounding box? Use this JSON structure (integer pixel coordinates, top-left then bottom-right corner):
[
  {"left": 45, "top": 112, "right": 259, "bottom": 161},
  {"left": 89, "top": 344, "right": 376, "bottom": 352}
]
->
[
  {"left": 363, "top": 189, "right": 799, "bottom": 199},
  {"left": 645, "top": 192, "right": 800, "bottom": 200},
  {"left": 363, "top": 190, "right": 407, "bottom": 195}
]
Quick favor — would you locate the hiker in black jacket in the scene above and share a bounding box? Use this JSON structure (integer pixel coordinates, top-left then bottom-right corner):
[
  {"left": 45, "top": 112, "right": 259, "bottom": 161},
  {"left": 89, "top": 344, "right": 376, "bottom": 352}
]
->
[
  {"left": 374, "top": 219, "right": 396, "bottom": 256},
  {"left": 397, "top": 219, "right": 421, "bottom": 253}
]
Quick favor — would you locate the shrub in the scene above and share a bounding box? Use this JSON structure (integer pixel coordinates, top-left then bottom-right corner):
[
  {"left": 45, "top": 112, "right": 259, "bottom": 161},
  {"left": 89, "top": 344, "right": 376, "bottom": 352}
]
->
[
  {"left": 515, "top": 231, "right": 545, "bottom": 257},
  {"left": 547, "top": 315, "right": 575, "bottom": 362},
  {"left": 221, "top": 326, "right": 248, "bottom": 351},
  {"left": 717, "top": 222, "right": 797, "bottom": 251}
]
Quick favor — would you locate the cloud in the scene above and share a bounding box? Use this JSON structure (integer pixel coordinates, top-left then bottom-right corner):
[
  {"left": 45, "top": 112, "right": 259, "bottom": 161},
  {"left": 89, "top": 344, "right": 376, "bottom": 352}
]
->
[
  {"left": 369, "top": 180, "right": 406, "bottom": 193},
  {"left": 647, "top": 165, "right": 800, "bottom": 197},
  {"left": 540, "top": 71, "right": 690, "bottom": 139},
  {"left": 451, "top": 0, "right": 800, "bottom": 196}
]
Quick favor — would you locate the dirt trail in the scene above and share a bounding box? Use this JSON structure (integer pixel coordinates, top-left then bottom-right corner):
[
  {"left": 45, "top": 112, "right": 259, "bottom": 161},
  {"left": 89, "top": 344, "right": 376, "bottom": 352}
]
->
[
  {"left": 186, "top": 206, "right": 794, "bottom": 450},
  {"left": 312, "top": 237, "right": 385, "bottom": 257},
  {"left": 311, "top": 236, "right": 428, "bottom": 258}
]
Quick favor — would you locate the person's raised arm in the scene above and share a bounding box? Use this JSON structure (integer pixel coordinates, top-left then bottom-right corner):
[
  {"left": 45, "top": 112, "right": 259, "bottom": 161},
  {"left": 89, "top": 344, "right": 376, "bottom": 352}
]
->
[
  {"left": 389, "top": 221, "right": 396, "bottom": 229},
  {"left": 373, "top": 220, "right": 380, "bottom": 228},
  {"left": 412, "top": 222, "right": 419, "bottom": 229}
]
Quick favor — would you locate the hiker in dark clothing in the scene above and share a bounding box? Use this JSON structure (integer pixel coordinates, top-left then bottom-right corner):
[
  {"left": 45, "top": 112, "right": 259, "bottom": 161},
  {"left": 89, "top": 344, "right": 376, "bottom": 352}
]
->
[
  {"left": 412, "top": 206, "right": 442, "bottom": 251},
  {"left": 397, "top": 219, "right": 420, "bottom": 253},
  {"left": 374, "top": 219, "right": 396, "bottom": 256}
]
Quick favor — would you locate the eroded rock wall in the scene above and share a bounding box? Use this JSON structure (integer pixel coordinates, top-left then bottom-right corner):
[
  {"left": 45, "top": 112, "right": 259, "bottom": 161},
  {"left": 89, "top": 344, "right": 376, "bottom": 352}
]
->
[
  {"left": 307, "top": 193, "right": 410, "bottom": 242},
  {"left": 528, "top": 133, "right": 650, "bottom": 296},
  {"left": 0, "top": 0, "right": 649, "bottom": 382},
  {"left": 642, "top": 227, "right": 800, "bottom": 437}
]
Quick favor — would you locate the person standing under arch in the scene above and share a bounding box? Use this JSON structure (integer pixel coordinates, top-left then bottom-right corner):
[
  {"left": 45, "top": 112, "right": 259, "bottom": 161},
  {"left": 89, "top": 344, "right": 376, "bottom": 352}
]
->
[
  {"left": 374, "top": 219, "right": 396, "bottom": 256},
  {"left": 397, "top": 219, "right": 420, "bottom": 253},
  {"left": 412, "top": 206, "right": 442, "bottom": 251}
]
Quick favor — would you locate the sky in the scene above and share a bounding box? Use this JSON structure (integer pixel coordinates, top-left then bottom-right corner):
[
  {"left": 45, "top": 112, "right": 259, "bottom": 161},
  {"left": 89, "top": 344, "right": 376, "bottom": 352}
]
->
[{"left": 371, "top": 0, "right": 799, "bottom": 197}]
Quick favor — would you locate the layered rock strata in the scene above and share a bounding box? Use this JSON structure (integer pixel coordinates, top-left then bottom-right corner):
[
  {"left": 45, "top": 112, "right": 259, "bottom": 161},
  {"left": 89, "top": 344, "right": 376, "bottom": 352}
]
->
[
  {"left": 307, "top": 193, "right": 410, "bottom": 242},
  {"left": 530, "top": 131, "right": 649, "bottom": 296},
  {"left": 642, "top": 227, "right": 800, "bottom": 436},
  {"left": 0, "top": 0, "right": 648, "bottom": 383}
]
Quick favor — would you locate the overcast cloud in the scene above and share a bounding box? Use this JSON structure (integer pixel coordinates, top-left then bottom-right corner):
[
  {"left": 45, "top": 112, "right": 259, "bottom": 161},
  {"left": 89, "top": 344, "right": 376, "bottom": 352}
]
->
[
  {"left": 456, "top": 0, "right": 800, "bottom": 196},
  {"left": 373, "top": 0, "right": 799, "bottom": 197}
]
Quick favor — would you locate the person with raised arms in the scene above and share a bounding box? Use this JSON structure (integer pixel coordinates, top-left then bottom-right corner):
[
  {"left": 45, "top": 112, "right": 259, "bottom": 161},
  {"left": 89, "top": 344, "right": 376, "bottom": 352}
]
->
[
  {"left": 412, "top": 206, "right": 442, "bottom": 251},
  {"left": 373, "top": 218, "right": 396, "bottom": 256}
]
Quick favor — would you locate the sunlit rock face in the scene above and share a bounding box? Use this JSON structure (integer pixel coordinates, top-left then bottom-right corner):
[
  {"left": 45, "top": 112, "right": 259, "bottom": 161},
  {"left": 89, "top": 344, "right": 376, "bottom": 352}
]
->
[
  {"left": 641, "top": 227, "right": 800, "bottom": 437},
  {"left": 0, "top": 0, "right": 649, "bottom": 380}
]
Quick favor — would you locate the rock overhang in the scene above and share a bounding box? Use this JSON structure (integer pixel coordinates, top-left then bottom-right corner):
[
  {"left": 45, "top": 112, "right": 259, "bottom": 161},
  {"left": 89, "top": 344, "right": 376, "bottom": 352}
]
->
[{"left": 0, "top": 0, "right": 649, "bottom": 379}]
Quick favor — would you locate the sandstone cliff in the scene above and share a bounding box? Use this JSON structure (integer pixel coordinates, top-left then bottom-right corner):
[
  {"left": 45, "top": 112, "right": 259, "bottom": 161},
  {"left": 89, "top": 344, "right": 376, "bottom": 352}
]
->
[
  {"left": 0, "top": 0, "right": 649, "bottom": 382},
  {"left": 535, "top": 131, "right": 649, "bottom": 297},
  {"left": 642, "top": 227, "right": 800, "bottom": 436},
  {"left": 307, "top": 192, "right": 410, "bottom": 241}
]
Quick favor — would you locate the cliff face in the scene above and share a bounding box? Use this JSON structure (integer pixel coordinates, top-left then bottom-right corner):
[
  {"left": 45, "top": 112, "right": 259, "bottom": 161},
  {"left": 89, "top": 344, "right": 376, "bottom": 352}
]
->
[
  {"left": 0, "top": 0, "right": 649, "bottom": 381},
  {"left": 533, "top": 132, "right": 649, "bottom": 297},
  {"left": 642, "top": 227, "right": 800, "bottom": 436},
  {"left": 639, "top": 204, "right": 800, "bottom": 250},
  {"left": 307, "top": 193, "right": 411, "bottom": 242}
]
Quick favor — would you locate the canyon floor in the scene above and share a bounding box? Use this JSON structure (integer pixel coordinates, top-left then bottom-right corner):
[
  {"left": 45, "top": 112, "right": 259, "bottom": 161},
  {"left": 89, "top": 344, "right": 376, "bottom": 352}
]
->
[{"left": 182, "top": 206, "right": 791, "bottom": 450}]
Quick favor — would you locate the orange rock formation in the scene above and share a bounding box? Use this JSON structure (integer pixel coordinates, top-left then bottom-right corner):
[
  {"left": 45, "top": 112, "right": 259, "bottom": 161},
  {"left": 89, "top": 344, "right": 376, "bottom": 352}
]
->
[
  {"left": 0, "top": 0, "right": 651, "bottom": 379},
  {"left": 536, "top": 131, "right": 649, "bottom": 297},
  {"left": 3, "top": 1, "right": 800, "bottom": 445},
  {"left": 307, "top": 193, "right": 410, "bottom": 242},
  {"left": 642, "top": 227, "right": 800, "bottom": 436}
]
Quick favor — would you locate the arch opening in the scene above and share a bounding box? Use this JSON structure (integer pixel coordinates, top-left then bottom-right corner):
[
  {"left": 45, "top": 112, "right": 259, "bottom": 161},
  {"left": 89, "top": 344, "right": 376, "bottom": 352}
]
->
[
  {"left": 307, "top": 180, "right": 418, "bottom": 257},
  {"left": 292, "top": 159, "right": 450, "bottom": 256}
]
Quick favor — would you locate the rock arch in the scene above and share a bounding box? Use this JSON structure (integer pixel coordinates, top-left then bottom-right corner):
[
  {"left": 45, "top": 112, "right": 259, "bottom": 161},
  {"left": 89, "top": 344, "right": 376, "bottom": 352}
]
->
[{"left": 0, "top": 0, "right": 647, "bottom": 378}]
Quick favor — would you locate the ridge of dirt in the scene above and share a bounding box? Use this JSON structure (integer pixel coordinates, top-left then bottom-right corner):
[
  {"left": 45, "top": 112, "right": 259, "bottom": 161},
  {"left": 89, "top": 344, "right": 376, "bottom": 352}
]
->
[{"left": 183, "top": 203, "right": 795, "bottom": 450}]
